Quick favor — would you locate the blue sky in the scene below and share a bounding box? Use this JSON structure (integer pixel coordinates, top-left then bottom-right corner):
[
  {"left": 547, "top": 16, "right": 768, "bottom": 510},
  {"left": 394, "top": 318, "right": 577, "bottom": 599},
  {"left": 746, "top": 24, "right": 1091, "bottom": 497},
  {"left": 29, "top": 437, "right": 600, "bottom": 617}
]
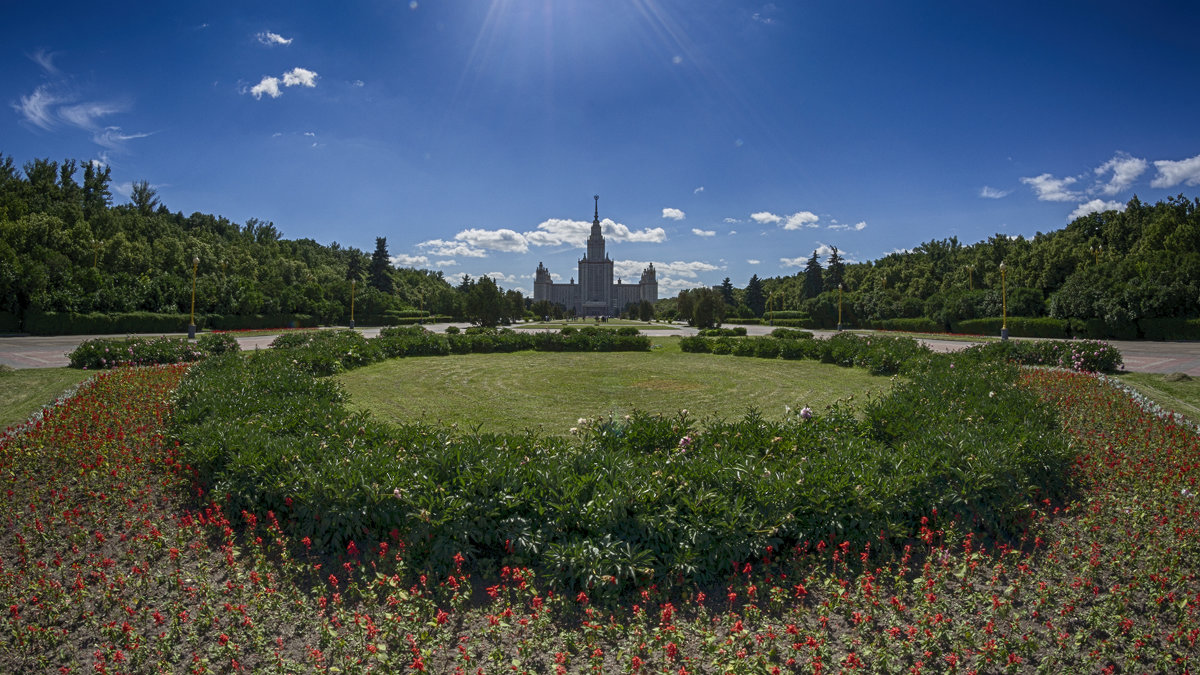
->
[{"left": 5, "top": 1, "right": 1200, "bottom": 295}]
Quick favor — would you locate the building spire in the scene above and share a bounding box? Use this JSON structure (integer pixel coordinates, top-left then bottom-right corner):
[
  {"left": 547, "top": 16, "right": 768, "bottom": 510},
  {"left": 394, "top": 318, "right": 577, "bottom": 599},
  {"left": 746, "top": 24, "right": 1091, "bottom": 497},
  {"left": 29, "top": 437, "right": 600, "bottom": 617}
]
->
[{"left": 594, "top": 194, "right": 599, "bottom": 223}]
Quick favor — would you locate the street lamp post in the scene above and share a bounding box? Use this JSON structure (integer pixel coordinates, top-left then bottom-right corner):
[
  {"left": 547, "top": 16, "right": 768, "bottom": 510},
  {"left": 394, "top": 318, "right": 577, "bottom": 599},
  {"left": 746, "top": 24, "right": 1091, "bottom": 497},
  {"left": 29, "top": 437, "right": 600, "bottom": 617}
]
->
[
  {"left": 349, "top": 279, "right": 356, "bottom": 329},
  {"left": 837, "top": 283, "right": 843, "bottom": 331},
  {"left": 188, "top": 256, "right": 199, "bottom": 340},
  {"left": 999, "top": 261, "right": 1008, "bottom": 341}
]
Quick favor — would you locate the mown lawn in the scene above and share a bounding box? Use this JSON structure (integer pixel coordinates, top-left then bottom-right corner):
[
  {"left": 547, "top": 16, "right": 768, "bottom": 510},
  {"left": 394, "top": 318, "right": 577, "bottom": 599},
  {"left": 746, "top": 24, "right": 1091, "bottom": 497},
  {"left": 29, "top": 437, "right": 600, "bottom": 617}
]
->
[
  {"left": 337, "top": 337, "right": 891, "bottom": 434},
  {"left": 1118, "top": 371, "right": 1200, "bottom": 423},
  {"left": 0, "top": 366, "right": 92, "bottom": 430}
]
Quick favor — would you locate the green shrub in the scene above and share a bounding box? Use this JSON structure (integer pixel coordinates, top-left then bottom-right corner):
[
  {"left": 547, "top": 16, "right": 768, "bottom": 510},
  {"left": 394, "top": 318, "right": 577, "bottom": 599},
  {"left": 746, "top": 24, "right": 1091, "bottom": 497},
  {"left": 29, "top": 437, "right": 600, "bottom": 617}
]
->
[
  {"left": 960, "top": 338, "right": 1123, "bottom": 373},
  {"left": 697, "top": 327, "right": 746, "bottom": 337},
  {"left": 769, "top": 318, "right": 812, "bottom": 328},
  {"left": 763, "top": 310, "right": 807, "bottom": 320},
  {"left": 68, "top": 336, "right": 205, "bottom": 369},
  {"left": 870, "top": 317, "right": 945, "bottom": 333},
  {"left": 678, "top": 336, "right": 710, "bottom": 353},
  {"left": 0, "top": 311, "right": 20, "bottom": 333},
  {"left": 954, "top": 316, "right": 1070, "bottom": 338},
  {"left": 1139, "top": 317, "right": 1200, "bottom": 340},
  {"left": 25, "top": 310, "right": 198, "bottom": 336},
  {"left": 171, "top": 333, "right": 1071, "bottom": 590},
  {"left": 444, "top": 325, "right": 460, "bottom": 334},
  {"left": 196, "top": 332, "right": 240, "bottom": 356},
  {"left": 268, "top": 329, "right": 381, "bottom": 375},
  {"left": 770, "top": 328, "right": 813, "bottom": 340},
  {"left": 208, "top": 314, "right": 318, "bottom": 331}
]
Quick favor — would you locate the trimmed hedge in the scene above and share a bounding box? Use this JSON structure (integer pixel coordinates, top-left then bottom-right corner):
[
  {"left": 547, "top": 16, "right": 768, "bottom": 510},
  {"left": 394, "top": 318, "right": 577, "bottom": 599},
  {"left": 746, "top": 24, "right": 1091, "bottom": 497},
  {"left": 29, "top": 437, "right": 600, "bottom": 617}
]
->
[
  {"left": 0, "top": 311, "right": 20, "bottom": 333},
  {"left": 763, "top": 310, "right": 808, "bottom": 320},
  {"left": 768, "top": 318, "right": 813, "bottom": 328},
  {"left": 268, "top": 326, "right": 652, "bottom": 376},
  {"left": 698, "top": 327, "right": 747, "bottom": 337},
  {"left": 721, "top": 318, "right": 763, "bottom": 325},
  {"left": 207, "top": 313, "right": 319, "bottom": 331},
  {"left": 953, "top": 316, "right": 1070, "bottom": 339},
  {"left": 1067, "top": 317, "right": 1138, "bottom": 340},
  {"left": 1139, "top": 317, "right": 1200, "bottom": 341},
  {"left": 866, "top": 317, "right": 945, "bottom": 333},
  {"left": 24, "top": 310, "right": 199, "bottom": 336}
]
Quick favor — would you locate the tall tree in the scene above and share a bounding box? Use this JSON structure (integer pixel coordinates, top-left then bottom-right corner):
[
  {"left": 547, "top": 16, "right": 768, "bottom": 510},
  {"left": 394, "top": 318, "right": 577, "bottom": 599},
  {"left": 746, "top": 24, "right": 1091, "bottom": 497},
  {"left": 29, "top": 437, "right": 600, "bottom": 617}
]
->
[
  {"left": 466, "top": 275, "right": 504, "bottom": 326},
  {"left": 719, "top": 277, "right": 736, "bottom": 306},
  {"left": 803, "top": 250, "right": 824, "bottom": 298},
  {"left": 368, "top": 237, "right": 394, "bottom": 293},
  {"left": 745, "top": 274, "right": 765, "bottom": 316},
  {"left": 824, "top": 246, "right": 845, "bottom": 292},
  {"left": 130, "top": 180, "right": 160, "bottom": 215}
]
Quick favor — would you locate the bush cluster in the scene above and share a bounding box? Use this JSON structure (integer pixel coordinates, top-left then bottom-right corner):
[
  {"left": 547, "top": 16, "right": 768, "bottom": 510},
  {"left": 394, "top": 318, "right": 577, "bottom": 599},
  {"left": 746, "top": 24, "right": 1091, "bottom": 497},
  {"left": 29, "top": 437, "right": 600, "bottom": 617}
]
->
[
  {"left": 769, "top": 327, "right": 814, "bottom": 340},
  {"left": 960, "top": 338, "right": 1124, "bottom": 373},
  {"left": 171, "top": 343, "right": 1071, "bottom": 591},
  {"left": 68, "top": 336, "right": 207, "bottom": 369},
  {"left": 682, "top": 332, "right": 930, "bottom": 376},
  {"left": 954, "top": 316, "right": 1071, "bottom": 338},
  {"left": 696, "top": 326, "right": 747, "bottom": 337},
  {"left": 267, "top": 327, "right": 651, "bottom": 375}
]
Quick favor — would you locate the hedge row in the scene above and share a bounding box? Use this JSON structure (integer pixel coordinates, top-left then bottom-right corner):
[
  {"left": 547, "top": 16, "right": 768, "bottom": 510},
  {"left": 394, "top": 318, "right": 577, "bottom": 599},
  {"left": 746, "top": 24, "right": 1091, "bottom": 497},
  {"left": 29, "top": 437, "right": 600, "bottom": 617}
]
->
[
  {"left": 269, "top": 326, "right": 651, "bottom": 376},
  {"left": 681, "top": 332, "right": 930, "bottom": 376},
  {"left": 66, "top": 333, "right": 240, "bottom": 369},
  {"left": 953, "top": 317, "right": 1071, "bottom": 339},
  {"left": 16, "top": 310, "right": 320, "bottom": 335}
]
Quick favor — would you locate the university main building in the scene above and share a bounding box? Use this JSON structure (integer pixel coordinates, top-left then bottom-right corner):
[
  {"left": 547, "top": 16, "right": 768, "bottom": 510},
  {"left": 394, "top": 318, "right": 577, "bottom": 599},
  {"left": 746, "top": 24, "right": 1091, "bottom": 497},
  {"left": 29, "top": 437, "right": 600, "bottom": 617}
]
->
[{"left": 533, "top": 196, "right": 658, "bottom": 317}]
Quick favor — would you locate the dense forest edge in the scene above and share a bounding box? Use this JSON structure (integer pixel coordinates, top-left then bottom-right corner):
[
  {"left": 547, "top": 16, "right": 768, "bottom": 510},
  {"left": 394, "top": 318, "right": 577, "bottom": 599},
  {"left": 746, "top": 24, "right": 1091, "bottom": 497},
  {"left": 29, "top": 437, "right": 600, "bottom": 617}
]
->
[{"left": 2, "top": 151, "right": 1199, "bottom": 338}]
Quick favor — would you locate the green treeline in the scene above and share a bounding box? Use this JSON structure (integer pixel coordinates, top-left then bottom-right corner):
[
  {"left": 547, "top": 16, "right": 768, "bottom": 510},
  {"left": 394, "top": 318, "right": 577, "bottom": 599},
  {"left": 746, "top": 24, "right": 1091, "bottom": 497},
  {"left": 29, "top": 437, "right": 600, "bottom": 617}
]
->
[
  {"left": 0, "top": 153, "right": 526, "bottom": 333},
  {"left": 708, "top": 196, "right": 1200, "bottom": 338}
]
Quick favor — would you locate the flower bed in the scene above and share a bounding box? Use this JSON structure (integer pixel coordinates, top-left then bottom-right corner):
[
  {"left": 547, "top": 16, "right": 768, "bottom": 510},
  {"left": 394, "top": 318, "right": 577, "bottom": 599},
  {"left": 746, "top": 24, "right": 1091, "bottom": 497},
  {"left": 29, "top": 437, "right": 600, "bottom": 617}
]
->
[{"left": 4, "top": 350, "right": 1198, "bottom": 672}]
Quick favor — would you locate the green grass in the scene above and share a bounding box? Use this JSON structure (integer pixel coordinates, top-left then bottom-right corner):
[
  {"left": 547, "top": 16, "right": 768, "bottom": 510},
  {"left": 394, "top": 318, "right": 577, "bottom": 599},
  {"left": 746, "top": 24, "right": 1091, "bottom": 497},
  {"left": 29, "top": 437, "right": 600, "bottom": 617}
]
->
[
  {"left": 1118, "top": 371, "right": 1200, "bottom": 423},
  {"left": 337, "top": 336, "right": 891, "bottom": 435},
  {"left": 0, "top": 367, "right": 93, "bottom": 430},
  {"left": 518, "top": 318, "right": 679, "bottom": 330}
]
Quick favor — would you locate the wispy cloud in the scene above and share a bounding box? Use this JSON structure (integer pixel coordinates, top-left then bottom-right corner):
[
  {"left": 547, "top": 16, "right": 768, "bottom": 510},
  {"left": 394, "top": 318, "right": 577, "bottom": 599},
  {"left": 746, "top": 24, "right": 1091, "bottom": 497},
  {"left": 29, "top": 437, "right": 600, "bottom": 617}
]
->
[
  {"left": 14, "top": 85, "right": 62, "bottom": 130},
  {"left": 1093, "top": 152, "right": 1148, "bottom": 195},
  {"left": 1020, "top": 173, "right": 1081, "bottom": 202},
  {"left": 29, "top": 49, "right": 59, "bottom": 75},
  {"left": 1151, "top": 153, "right": 1200, "bottom": 188},
  {"left": 693, "top": 186, "right": 705, "bottom": 194},
  {"left": 1068, "top": 199, "right": 1126, "bottom": 221},
  {"left": 723, "top": 217, "right": 741, "bottom": 224},
  {"left": 662, "top": 207, "right": 686, "bottom": 220},
  {"left": 256, "top": 31, "right": 293, "bottom": 46},
  {"left": 94, "top": 127, "right": 154, "bottom": 150},
  {"left": 247, "top": 67, "right": 319, "bottom": 99},
  {"left": 691, "top": 228, "right": 715, "bottom": 237},
  {"left": 980, "top": 186, "right": 1011, "bottom": 199},
  {"left": 59, "top": 101, "right": 124, "bottom": 129}
]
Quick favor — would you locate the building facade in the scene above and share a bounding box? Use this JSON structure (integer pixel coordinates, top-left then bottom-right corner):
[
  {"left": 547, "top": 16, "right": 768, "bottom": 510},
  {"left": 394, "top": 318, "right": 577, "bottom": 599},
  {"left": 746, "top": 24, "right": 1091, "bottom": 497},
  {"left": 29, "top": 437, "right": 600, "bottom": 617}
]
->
[{"left": 533, "top": 196, "right": 657, "bottom": 317}]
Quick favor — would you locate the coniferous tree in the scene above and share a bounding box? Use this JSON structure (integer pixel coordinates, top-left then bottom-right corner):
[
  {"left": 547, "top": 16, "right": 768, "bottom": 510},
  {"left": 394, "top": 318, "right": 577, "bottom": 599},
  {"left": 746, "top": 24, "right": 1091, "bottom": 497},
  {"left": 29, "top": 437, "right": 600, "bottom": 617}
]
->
[
  {"left": 368, "top": 237, "right": 394, "bottom": 293},
  {"left": 803, "top": 251, "right": 824, "bottom": 298},
  {"left": 824, "top": 246, "right": 845, "bottom": 292},
  {"left": 719, "top": 277, "right": 736, "bottom": 306},
  {"left": 745, "top": 274, "right": 765, "bottom": 316}
]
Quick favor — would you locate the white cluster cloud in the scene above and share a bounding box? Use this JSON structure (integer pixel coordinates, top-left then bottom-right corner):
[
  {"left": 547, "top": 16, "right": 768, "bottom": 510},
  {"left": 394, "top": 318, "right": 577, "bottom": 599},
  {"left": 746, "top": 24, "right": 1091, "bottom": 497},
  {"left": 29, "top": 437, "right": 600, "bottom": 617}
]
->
[
  {"left": 454, "top": 228, "right": 529, "bottom": 253},
  {"left": 256, "top": 31, "right": 293, "bottom": 46},
  {"left": 750, "top": 210, "right": 820, "bottom": 230},
  {"left": 248, "top": 67, "right": 319, "bottom": 99},
  {"left": 416, "top": 239, "right": 487, "bottom": 258},
  {"left": 828, "top": 221, "right": 867, "bottom": 232},
  {"left": 662, "top": 207, "right": 686, "bottom": 220},
  {"left": 390, "top": 254, "right": 430, "bottom": 267},
  {"left": 1095, "top": 153, "right": 1148, "bottom": 195},
  {"left": 1068, "top": 199, "right": 1126, "bottom": 220},
  {"left": 1020, "top": 151, "right": 1200, "bottom": 220},
  {"left": 1152, "top": 154, "right": 1200, "bottom": 188},
  {"left": 747, "top": 259, "right": 761, "bottom": 265},
  {"left": 691, "top": 228, "right": 716, "bottom": 237},
  {"left": 1020, "top": 173, "right": 1080, "bottom": 202}
]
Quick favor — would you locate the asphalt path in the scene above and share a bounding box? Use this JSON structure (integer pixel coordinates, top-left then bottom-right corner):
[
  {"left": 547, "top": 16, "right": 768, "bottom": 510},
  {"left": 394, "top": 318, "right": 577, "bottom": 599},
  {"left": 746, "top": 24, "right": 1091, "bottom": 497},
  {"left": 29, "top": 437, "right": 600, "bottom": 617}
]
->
[{"left": 2, "top": 325, "right": 1199, "bottom": 376}]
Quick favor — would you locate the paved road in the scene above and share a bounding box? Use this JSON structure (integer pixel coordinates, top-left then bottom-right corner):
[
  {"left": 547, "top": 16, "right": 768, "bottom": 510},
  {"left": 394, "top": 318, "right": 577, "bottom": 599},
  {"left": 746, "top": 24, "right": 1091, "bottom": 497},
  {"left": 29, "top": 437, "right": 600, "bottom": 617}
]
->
[{"left": 2, "top": 326, "right": 1199, "bottom": 376}]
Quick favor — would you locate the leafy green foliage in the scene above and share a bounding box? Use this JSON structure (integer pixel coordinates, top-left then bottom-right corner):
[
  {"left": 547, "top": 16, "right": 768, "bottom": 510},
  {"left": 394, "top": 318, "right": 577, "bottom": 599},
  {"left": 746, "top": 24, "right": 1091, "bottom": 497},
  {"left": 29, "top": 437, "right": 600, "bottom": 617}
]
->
[
  {"left": 68, "top": 336, "right": 205, "bottom": 369},
  {"left": 960, "top": 338, "right": 1124, "bottom": 373},
  {"left": 170, "top": 333, "right": 1072, "bottom": 591}
]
